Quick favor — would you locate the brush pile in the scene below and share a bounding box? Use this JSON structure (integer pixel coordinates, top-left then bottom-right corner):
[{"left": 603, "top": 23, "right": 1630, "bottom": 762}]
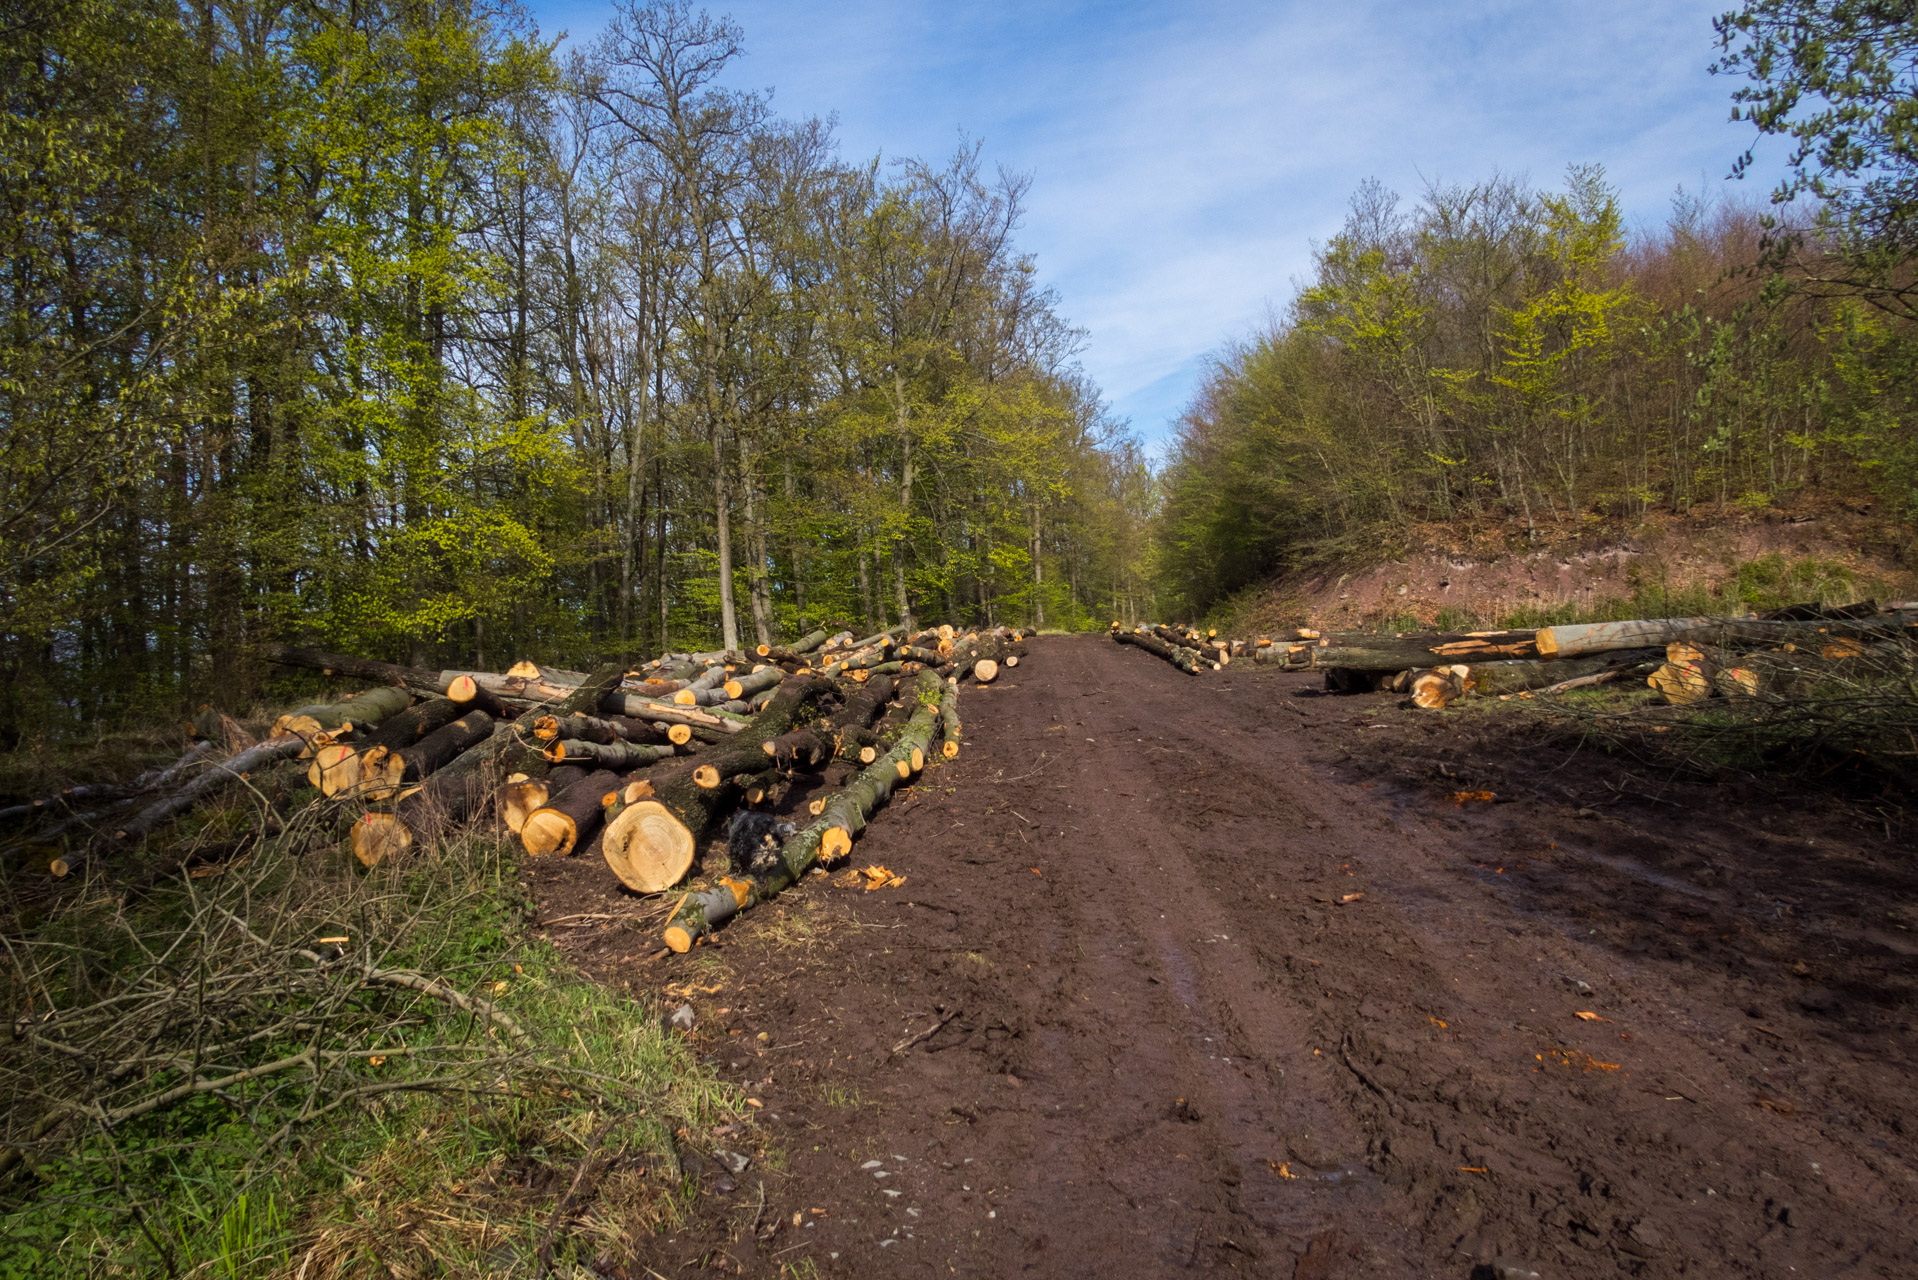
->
[
  {"left": 7, "top": 624, "right": 1031, "bottom": 949},
  {"left": 1112, "top": 603, "right": 1918, "bottom": 709}
]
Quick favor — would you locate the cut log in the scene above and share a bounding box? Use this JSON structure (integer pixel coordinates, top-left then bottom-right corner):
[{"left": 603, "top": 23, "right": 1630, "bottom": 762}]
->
[
  {"left": 438, "top": 669, "right": 579, "bottom": 704},
  {"left": 939, "top": 680, "right": 961, "bottom": 758},
  {"left": 444, "top": 674, "right": 508, "bottom": 718},
  {"left": 271, "top": 685, "right": 412, "bottom": 737},
  {"left": 544, "top": 739, "right": 675, "bottom": 769},
  {"left": 622, "top": 673, "right": 837, "bottom": 864},
  {"left": 661, "top": 670, "right": 943, "bottom": 951},
  {"left": 601, "top": 799, "right": 697, "bottom": 892},
  {"left": 360, "top": 696, "right": 465, "bottom": 751},
  {"left": 1537, "top": 613, "right": 1917, "bottom": 659},
  {"left": 722, "top": 666, "right": 784, "bottom": 701},
  {"left": 261, "top": 644, "right": 440, "bottom": 691},
  {"left": 1406, "top": 667, "right": 1468, "bottom": 709},
  {"left": 1452, "top": 649, "right": 1665, "bottom": 698},
  {"left": 361, "top": 710, "right": 494, "bottom": 798},
  {"left": 500, "top": 778, "right": 549, "bottom": 834},
  {"left": 972, "top": 658, "right": 999, "bottom": 683},
  {"left": 1113, "top": 628, "right": 1203, "bottom": 675},
  {"left": 1648, "top": 660, "right": 1715, "bottom": 704},
  {"left": 352, "top": 812, "right": 412, "bottom": 868},
  {"left": 307, "top": 743, "right": 363, "bottom": 796},
  {"left": 521, "top": 769, "right": 623, "bottom": 857},
  {"left": 601, "top": 693, "right": 745, "bottom": 734}
]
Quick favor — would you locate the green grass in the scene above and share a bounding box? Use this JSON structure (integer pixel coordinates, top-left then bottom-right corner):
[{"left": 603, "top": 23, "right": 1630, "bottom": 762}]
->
[{"left": 0, "top": 730, "right": 736, "bottom": 1279}]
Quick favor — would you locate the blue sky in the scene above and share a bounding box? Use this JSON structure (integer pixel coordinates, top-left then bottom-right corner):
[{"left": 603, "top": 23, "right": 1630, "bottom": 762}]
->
[{"left": 525, "top": 1, "right": 1787, "bottom": 452}]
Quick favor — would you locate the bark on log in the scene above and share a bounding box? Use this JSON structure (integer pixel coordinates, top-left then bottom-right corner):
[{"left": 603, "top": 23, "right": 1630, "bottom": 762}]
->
[
  {"left": 761, "top": 669, "right": 894, "bottom": 773},
  {"left": 789, "top": 628, "right": 831, "bottom": 655},
  {"left": 939, "top": 680, "right": 961, "bottom": 758},
  {"left": 722, "top": 666, "right": 785, "bottom": 701},
  {"left": 272, "top": 686, "right": 412, "bottom": 737},
  {"left": 444, "top": 675, "right": 508, "bottom": 718},
  {"left": 1113, "top": 628, "right": 1203, "bottom": 675},
  {"left": 521, "top": 769, "right": 624, "bottom": 857},
  {"left": 1536, "top": 613, "right": 1917, "bottom": 658},
  {"left": 601, "top": 693, "right": 745, "bottom": 734},
  {"left": 261, "top": 644, "right": 439, "bottom": 690},
  {"left": 360, "top": 711, "right": 494, "bottom": 797},
  {"left": 382, "top": 662, "right": 632, "bottom": 835},
  {"left": 1283, "top": 631, "right": 1541, "bottom": 672},
  {"left": 533, "top": 712, "right": 674, "bottom": 747},
  {"left": 361, "top": 696, "right": 464, "bottom": 751},
  {"left": 603, "top": 674, "right": 836, "bottom": 885},
  {"left": 1452, "top": 649, "right": 1665, "bottom": 698},
  {"left": 544, "top": 739, "right": 676, "bottom": 769},
  {"left": 661, "top": 670, "right": 943, "bottom": 951}
]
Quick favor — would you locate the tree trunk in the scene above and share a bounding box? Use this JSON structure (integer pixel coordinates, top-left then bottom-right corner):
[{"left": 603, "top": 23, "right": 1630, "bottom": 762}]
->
[
  {"left": 1456, "top": 649, "right": 1663, "bottom": 697},
  {"left": 521, "top": 768, "right": 623, "bottom": 857},
  {"left": 272, "top": 686, "right": 412, "bottom": 738},
  {"left": 661, "top": 670, "right": 943, "bottom": 951},
  {"left": 602, "top": 674, "right": 835, "bottom": 882},
  {"left": 1113, "top": 628, "right": 1203, "bottom": 675},
  {"left": 1537, "top": 612, "right": 1918, "bottom": 658},
  {"left": 544, "top": 739, "right": 676, "bottom": 769},
  {"left": 261, "top": 643, "right": 438, "bottom": 690}
]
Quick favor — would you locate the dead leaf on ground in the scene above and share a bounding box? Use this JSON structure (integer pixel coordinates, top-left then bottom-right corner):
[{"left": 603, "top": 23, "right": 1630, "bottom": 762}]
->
[
  {"left": 1451, "top": 790, "right": 1497, "bottom": 806},
  {"left": 1574, "top": 1011, "right": 1610, "bottom": 1022}
]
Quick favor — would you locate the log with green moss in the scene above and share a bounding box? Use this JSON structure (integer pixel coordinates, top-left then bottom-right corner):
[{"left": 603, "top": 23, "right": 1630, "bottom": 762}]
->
[
  {"left": 1113, "top": 626, "right": 1204, "bottom": 675},
  {"left": 601, "top": 674, "right": 835, "bottom": 885},
  {"left": 661, "top": 670, "right": 943, "bottom": 951}
]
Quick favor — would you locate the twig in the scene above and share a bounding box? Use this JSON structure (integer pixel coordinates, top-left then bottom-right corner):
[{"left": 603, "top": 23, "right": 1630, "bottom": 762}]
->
[{"left": 891, "top": 1007, "right": 960, "bottom": 1056}]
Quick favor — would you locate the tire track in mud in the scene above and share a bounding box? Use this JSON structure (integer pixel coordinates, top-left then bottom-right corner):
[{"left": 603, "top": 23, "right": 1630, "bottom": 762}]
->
[{"left": 614, "top": 633, "right": 1918, "bottom": 1279}]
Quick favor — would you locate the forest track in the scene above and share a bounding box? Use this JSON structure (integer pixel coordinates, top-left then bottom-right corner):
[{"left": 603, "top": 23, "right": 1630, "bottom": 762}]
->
[{"left": 544, "top": 634, "right": 1918, "bottom": 1278}]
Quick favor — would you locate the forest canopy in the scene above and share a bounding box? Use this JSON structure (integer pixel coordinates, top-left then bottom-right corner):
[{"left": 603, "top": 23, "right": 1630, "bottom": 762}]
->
[
  {"left": 0, "top": 0, "right": 1154, "bottom": 737},
  {"left": 1154, "top": 167, "right": 1918, "bottom": 617}
]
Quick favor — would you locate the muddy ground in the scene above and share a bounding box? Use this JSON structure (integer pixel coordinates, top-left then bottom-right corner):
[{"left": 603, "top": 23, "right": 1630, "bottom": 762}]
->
[{"left": 527, "top": 633, "right": 1918, "bottom": 1278}]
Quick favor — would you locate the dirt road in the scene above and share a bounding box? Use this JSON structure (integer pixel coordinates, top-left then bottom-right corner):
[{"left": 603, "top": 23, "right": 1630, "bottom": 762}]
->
[{"left": 547, "top": 633, "right": 1918, "bottom": 1277}]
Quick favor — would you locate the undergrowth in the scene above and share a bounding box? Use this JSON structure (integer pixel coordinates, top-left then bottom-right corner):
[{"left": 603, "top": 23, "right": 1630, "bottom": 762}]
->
[{"left": 0, "top": 724, "right": 733, "bottom": 1278}]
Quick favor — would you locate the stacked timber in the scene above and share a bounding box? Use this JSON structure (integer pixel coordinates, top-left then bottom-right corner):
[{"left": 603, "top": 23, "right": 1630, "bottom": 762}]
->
[
  {"left": 1109, "top": 606, "right": 1918, "bottom": 710},
  {"left": 24, "top": 622, "right": 1036, "bottom": 950}
]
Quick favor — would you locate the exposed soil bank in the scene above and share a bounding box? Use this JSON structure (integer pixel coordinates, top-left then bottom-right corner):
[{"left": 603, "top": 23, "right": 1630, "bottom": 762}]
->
[
  {"left": 1220, "top": 503, "right": 1916, "bottom": 635},
  {"left": 534, "top": 633, "right": 1918, "bottom": 1278}
]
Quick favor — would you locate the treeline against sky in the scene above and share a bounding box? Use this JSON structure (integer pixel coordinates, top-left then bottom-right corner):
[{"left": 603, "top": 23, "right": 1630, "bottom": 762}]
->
[
  {"left": 1, "top": 0, "right": 1155, "bottom": 735},
  {"left": 1157, "top": 167, "right": 1918, "bottom": 615}
]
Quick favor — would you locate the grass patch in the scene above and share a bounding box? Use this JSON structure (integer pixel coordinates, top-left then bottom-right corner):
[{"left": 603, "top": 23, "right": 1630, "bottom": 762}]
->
[{"left": 0, "top": 726, "right": 735, "bottom": 1279}]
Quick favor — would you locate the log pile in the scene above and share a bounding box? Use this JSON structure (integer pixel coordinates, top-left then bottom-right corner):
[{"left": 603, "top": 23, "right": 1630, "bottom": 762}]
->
[
  {"left": 11, "top": 624, "right": 1036, "bottom": 950},
  {"left": 1111, "top": 604, "right": 1918, "bottom": 710}
]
